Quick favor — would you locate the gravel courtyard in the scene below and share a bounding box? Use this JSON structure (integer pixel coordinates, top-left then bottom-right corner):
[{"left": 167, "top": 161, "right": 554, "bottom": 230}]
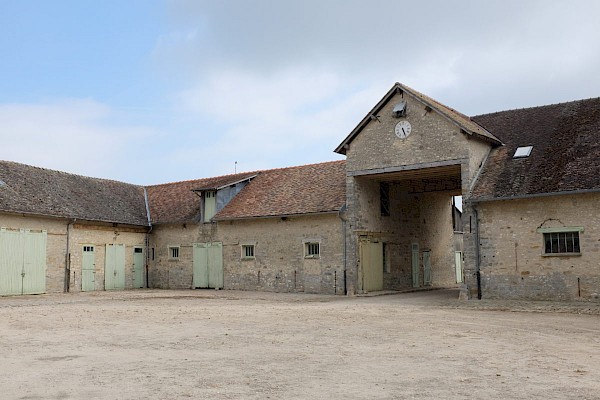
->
[{"left": 0, "top": 289, "right": 598, "bottom": 400}]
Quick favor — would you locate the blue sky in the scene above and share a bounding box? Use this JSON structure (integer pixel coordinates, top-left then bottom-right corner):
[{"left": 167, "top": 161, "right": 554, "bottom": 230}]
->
[{"left": 2, "top": 0, "right": 600, "bottom": 185}]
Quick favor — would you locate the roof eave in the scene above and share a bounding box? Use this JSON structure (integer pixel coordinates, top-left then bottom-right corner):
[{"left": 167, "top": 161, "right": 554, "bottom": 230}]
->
[
  {"left": 467, "top": 188, "right": 600, "bottom": 204},
  {"left": 213, "top": 209, "right": 343, "bottom": 222}
]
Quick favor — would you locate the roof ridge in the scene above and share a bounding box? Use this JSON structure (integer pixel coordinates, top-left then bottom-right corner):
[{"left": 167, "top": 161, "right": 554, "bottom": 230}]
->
[
  {"left": 472, "top": 97, "right": 600, "bottom": 119},
  {"left": 146, "top": 170, "right": 261, "bottom": 188},
  {"left": 146, "top": 160, "right": 346, "bottom": 188},
  {"left": 0, "top": 159, "right": 143, "bottom": 188}
]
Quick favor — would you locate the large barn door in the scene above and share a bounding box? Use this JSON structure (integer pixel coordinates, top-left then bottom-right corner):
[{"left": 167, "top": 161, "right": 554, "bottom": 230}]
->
[
  {"left": 360, "top": 239, "right": 383, "bottom": 293},
  {"left": 0, "top": 228, "right": 46, "bottom": 296},
  {"left": 193, "top": 242, "right": 223, "bottom": 289},
  {"left": 21, "top": 230, "right": 47, "bottom": 294},
  {"left": 105, "top": 244, "right": 125, "bottom": 290}
]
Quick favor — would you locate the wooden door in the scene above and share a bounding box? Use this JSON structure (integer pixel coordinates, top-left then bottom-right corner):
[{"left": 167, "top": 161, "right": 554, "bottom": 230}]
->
[
  {"left": 193, "top": 242, "right": 223, "bottom": 289},
  {"left": 455, "top": 251, "right": 463, "bottom": 283},
  {"left": 360, "top": 239, "right": 383, "bottom": 292},
  {"left": 411, "top": 243, "right": 420, "bottom": 288},
  {"left": 82, "top": 245, "right": 95, "bottom": 291},
  {"left": 0, "top": 228, "right": 46, "bottom": 296},
  {"left": 105, "top": 244, "right": 125, "bottom": 290},
  {"left": 423, "top": 250, "right": 431, "bottom": 286},
  {"left": 133, "top": 247, "right": 144, "bottom": 288}
]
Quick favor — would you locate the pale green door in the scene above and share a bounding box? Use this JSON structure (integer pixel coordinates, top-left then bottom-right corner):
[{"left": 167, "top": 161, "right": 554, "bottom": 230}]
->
[
  {"left": 193, "top": 242, "right": 223, "bottom": 289},
  {"left": 360, "top": 239, "right": 383, "bottom": 292},
  {"left": 105, "top": 244, "right": 125, "bottom": 290},
  {"left": 455, "top": 251, "right": 463, "bottom": 283},
  {"left": 82, "top": 245, "right": 95, "bottom": 291},
  {"left": 411, "top": 243, "right": 420, "bottom": 288},
  {"left": 207, "top": 242, "right": 223, "bottom": 289},
  {"left": 0, "top": 228, "right": 46, "bottom": 296},
  {"left": 133, "top": 247, "right": 144, "bottom": 288},
  {"left": 423, "top": 250, "right": 431, "bottom": 286}
]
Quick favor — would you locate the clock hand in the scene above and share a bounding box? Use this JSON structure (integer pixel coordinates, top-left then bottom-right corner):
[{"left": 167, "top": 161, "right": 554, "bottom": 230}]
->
[{"left": 402, "top": 128, "right": 406, "bottom": 135}]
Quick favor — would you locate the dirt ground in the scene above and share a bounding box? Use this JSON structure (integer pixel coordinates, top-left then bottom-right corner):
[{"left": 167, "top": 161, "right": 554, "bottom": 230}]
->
[{"left": 0, "top": 289, "right": 598, "bottom": 400}]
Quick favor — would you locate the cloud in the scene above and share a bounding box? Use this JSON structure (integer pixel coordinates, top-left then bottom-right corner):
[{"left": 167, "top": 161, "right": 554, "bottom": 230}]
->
[{"left": 0, "top": 99, "right": 159, "bottom": 183}]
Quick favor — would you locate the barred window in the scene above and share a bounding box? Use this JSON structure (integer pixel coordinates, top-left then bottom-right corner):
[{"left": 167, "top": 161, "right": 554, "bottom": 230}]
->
[
  {"left": 544, "top": 232, "right": 580, "bottom": 254},
  {"left": 169, "top": 246, "right": 180, "bottom": 259},
  {"left": 242, "top": 244, "right": 255, "bottom": 259},
  {"left": 305, "top": 242, "right": 320, "bottom": 258}
]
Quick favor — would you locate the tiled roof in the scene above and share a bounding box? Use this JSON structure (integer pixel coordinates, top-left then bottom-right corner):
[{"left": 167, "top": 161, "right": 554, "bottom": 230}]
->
[
  {"left": 146, "top": 172, "right": 258, "bottom": 224},
  {"left": 335, "top": 82, "right": 502, "bottom": 154},
  {"left": 0, "top": 160, "right": 148, "bottom": 225},
  {"left": 214, "top": 160, "right": 346, "bottom": 220},
  {"left": 470, "top": 98, "right": 600, "bottom": 200}
]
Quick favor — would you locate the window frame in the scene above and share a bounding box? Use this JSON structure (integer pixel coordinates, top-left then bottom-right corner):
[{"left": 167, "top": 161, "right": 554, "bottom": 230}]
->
[
  {"left": 241, "top": 243, "right": 256, "bottom": 260},
  {"left": 304, "top": 240, "right": 321, "bottom": 259},
  {"left": 168, "top": 245, "right": 180, "bottom": 260},
  {"left": 537, "top": 226, "right": 583, "bottom": 256}
]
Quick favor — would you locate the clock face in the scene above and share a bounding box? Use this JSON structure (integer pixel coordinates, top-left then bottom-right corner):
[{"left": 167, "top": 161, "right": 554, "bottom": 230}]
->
[{"left": 394, "top": 120, "right": 412, "bottom": 139}]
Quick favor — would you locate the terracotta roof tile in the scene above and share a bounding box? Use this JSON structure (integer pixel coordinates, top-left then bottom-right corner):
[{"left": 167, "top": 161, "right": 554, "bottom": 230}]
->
[
  {"left": 214, "top": 160, "right": 346, "bottom": 220},
  {"left": 0, "top": 160, "right": 148, "bottom": 225},
  {"left": 145, "top": 172, "right": 258, "bottom": 224},
  {"left": 471, "top": 98, "right": 600, "bottom": 200}
]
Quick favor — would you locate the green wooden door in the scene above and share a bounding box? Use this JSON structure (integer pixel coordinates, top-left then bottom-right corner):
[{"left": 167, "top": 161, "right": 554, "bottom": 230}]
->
[
  {"left": 360, "top": 239, "right": 383, "bottom": 292},
  {"left": 82, "top": 245, "right": 95, "bottom": 291},
  {"left": 423, "top": 250, "right": 431, "bottom": 286},
  {"left": 193, "top": 242, "right": 223, "bottom": 289},
  {"left": 133, "top": 247, "right": 144, "bottom": 288},
  {"left": 208, "top": 242, "right": 223, "bottom": 289},
  {"left": 105, "top": 244, "right": 125, "bottom": 290},
  {"left": 411, "top": 243, "right": 420, "bottom": 288},
  {"left": 0, "top": 228, "right": 46, "bottom": 296}
]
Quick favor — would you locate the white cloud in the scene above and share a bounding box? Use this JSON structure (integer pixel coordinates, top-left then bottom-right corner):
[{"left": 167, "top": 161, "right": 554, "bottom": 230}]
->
[{"left": 0, "top": 99, "right": 158, "bottom": 182}]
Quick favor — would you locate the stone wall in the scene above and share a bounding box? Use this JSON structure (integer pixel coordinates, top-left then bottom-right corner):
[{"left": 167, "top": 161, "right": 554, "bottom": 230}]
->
[
  {"left": 148, "top": 222, "right": 217, "bottom": 289},
  {"left": 0, "top": 213, "right": 148, "bottom": 294},
  {"left": 342, "top": 90, "right": 491, "bottom": 294},
  {"left": 218, "top": 214, "right": 345, "bottom": 294},
  {"left": 476, "top": 193, "right": 600, "bottom": 301}
]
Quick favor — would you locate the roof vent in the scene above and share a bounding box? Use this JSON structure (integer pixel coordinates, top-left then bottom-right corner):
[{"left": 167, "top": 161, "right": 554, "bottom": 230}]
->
[
  {"left": 392, "top": 101, "right": 407, "bottom": 118},
  {"left": 513, "top": 146, "right": 533, "bottom": 158}
]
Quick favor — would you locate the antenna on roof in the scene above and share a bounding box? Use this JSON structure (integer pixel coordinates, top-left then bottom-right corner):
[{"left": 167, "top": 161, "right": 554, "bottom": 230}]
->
[{"left": 234, "top": 161, "right": 237, "bottom": 174}]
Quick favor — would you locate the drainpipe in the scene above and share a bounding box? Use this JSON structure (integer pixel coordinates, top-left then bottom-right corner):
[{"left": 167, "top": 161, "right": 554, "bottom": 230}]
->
[
  {"left": 473, "top": 204, "right": 482, "bottom": 300},
  {"left": 338, "top": 204, "right": 348, "bottom": 295},
  {"left": 64, "top": 219, "right": 76, "bottom": 292},
  {"left": 143, "top": 187, "right": 153, "bottom": 289}
]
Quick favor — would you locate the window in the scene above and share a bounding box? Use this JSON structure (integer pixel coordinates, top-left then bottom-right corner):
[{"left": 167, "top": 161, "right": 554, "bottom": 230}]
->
[
  {"left": 538, "top": 226, "right": 583, "bottom": 255},
  {"left": 241, "top": 244, "right": 255, "bottom": 259},
  {"left": 513, "top": 146, "right": 533, "bottom": 158},
  {"left": 83, "top": 246, "right": 94, "bottom": 252},
  {"left": 305, "top": 242, "right": 320, "bottom": 258},
  {"left": 380, "top": 182, "right": 390, "bottom": 216},
  {"left": 169, "top": 246, "right": 180, "bottom": 259},
  {"left": 544, "top": 232, "right": 580, "bottom": 254}
]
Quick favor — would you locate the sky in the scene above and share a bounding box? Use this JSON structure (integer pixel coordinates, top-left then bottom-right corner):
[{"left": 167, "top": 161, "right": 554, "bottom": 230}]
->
[{"left": 1, "top": 0, "right": 600, "bottom": 185}]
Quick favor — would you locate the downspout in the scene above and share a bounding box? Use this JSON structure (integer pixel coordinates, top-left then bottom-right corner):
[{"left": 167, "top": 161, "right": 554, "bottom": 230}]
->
[
  {"left": 64, "top": 219, "right": 76, "bottom": 292},
  {"left": 473, "top": 204, "right": 482, "bottom": 300},
  {"left": 143, "top": 187, "right": 153, "bottom": 289},
  {"left": 338, "top": 204, "right": 348, "bottom": 295}
]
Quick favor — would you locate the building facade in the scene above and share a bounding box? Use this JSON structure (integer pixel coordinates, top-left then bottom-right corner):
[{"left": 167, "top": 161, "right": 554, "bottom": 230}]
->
[{"left": 1, "top": 83, "right": 598, "bottom": 301}]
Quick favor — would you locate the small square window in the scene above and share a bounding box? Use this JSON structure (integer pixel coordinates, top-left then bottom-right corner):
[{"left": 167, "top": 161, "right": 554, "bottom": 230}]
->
[
  {"left": 83, "top": 246, "right": 94, "bottom": 252},
  {"left": 242, "top": 244, "right": 255, "bottom": 259},
  {"left": 305, "top": 242, "right": 320, "bottom": 258},
  {"left": 169, "top": 246, "right": 180, "bottom": 259}
]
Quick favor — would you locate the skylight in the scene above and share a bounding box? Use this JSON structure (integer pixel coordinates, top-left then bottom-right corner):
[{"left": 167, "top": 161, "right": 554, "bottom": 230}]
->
[
  {"left": 0, "top": 179, "right": 6, "bottom": 187},
  {"left": 513, "top": 146, "right": 533, "bottom": 158}
]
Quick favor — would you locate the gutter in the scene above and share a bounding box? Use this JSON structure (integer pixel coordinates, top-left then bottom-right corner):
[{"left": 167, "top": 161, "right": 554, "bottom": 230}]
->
[
  {"left": 337, "top": 204, "right": 348, "bottom": 295},
  {"left": 472, "top": 204, "right": 482, "bottom": 300},
  {"left": 64, "top": 219, "right": 76, "bottom": 293}
]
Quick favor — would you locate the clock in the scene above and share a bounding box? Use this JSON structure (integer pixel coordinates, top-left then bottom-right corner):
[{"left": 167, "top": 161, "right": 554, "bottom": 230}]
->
[{"left": 394, "top": 120, "right": 412, "bottom": 139}]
